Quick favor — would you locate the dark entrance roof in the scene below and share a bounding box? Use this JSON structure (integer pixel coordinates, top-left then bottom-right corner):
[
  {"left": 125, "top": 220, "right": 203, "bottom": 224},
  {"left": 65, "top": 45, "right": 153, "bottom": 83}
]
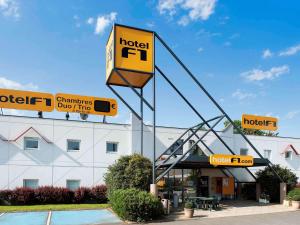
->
[{"left": 159, "top": 155, "right": 268, "bottom": 169}]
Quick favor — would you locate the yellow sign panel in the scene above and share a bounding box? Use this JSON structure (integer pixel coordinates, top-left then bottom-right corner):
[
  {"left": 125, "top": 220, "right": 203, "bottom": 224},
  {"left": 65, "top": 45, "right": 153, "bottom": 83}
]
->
[
  {"left": 55, "top": 93, "right": 117, "bottom": 116},
  {"left": 106, "top": 28, "right": 114, "bottom": 81},
  {"left": 209, "top": 154, "right": 254, "bottom": 166},
  {"left": 0, "top": 88, "right": 54, "bottom": 112},
  {"left": 106, "top": 24, "right": 154, "bottom": 88},
  {"left": 115, "top": 25, "right": 154, "bottom": 73},
  {"left": 241, "top": 114, "right": 278, "bottom": 131}
]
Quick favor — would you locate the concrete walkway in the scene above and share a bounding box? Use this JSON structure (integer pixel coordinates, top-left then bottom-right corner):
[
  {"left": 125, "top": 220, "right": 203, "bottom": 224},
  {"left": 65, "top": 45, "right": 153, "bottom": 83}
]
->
[
  {"left": 190, "top": 200, "right": 296, "bottom": 219},
  {"left": 149, "top": 211, "right": 300, "bottom": 225}
]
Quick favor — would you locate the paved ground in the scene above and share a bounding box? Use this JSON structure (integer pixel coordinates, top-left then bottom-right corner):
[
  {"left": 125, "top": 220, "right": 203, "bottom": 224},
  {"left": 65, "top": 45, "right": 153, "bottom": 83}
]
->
[
  {"left": 189, "top": 200, "right": 297, "bottom": 218},
  {"left": 149, "top": 211, "right": 300, "bottom": 225}
]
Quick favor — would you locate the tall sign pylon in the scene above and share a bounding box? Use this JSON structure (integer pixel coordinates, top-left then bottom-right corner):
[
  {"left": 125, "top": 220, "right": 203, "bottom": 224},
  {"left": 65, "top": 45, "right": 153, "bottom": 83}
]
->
[{"left": 105, "top": 24, "right": 283, "bottom": 190}]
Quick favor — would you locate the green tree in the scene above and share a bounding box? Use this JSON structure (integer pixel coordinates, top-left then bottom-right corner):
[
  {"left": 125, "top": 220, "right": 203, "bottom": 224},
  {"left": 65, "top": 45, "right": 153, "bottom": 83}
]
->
[
  {"left": 224, "top": 120, "right": 279, "bottom": 136},
  {"left": 256, "top": 164, "right": 298, "bottom": 202},
  {"left": 104, "top": 154, "right": 152, "bottom": 194}
]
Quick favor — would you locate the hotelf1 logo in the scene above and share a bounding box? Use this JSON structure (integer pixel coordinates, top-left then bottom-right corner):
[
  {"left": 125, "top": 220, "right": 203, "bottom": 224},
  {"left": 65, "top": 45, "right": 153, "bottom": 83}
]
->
[{"left": 120, "top": 38, "right": 149, "bottom": 61}]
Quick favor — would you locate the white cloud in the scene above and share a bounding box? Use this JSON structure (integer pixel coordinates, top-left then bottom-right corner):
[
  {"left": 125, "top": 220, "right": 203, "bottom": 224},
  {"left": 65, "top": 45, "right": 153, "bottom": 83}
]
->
[
  {"left": 197, "top": 47, "right": 204, "bottom": 53},
  {"left": 224, "top": 41, "right": 231, "bottom": 47},
  {"left": 262, "top": 49, "right": 273, "bottom": 59},
  {"left": 241, "top": 65, "right": 290, "bottom": 81},
  {"left": 229, "top": 33, "right": 240, "bottom": 40},
  {"left": 86, "top": 17, "right": 94, "bottom": 25},
  {"left": 158, "top": 0, "right": 216, "bottom": 26},
  {"left": 285, "top": 110, "right": 300, "bottom": 120},
  {"left": 94, "top": 12, "right": 117, "bottom": 35},
  {"left": 0, "top": 76, "right": 38, "bottom": 90},
  {"left": 0, "top": 0, "right": 20, "bottom": 19},
  {"left": 219, "top": 16, "right": 229, "bottom": 25},
  {"left": 279, "top": 44, "right": 300, "bottom": 56},
  {"left": 157, "top": 0, "right": 181, "bottom": 16},
  {"left": 196, "top": 29, "right": 221, "bottom": 38},
  {"left": 232, "top": 89, "right": 256, "bottom": 100},
  {"left": 178, "top": 15, "right": 189, "bottom": 26},
  {"left": 146, "top": 22, "right": 155, "bottom": 28}
]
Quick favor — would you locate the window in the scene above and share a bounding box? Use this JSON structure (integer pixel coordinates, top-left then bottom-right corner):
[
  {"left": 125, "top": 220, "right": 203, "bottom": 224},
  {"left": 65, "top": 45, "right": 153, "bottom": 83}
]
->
[
  {"left": 106, "top": 142, "right": 118, "bottom": 153},
  {"left": 67, "top": 139, "right": 80, "bottom": 151},
  {"left": 240, "top": 148, "right": 248, "bottom": 156},
  {"left": 285, "top": 151, "right": 292, "bottom": 159},
  {"left": 166, "top": 139, "right": 184, "bottom": 155},
  {"left": 264, "top": 150, "right": 272, "bottom": 159},
  {"left": 66, "top": 180, "right": 80, "bottom": 191},
  {"left": 24, "top": 137, "right": 39, "bottom": 150},
  {"left": 23, "top": 179, "right": 39, "bottom": 189}
]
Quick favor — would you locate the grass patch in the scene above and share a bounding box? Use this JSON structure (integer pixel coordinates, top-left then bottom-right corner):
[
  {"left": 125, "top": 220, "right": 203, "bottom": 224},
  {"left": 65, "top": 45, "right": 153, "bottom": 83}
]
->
[{"left": 0, "top": 204, "right": 110, "bottom": 212}]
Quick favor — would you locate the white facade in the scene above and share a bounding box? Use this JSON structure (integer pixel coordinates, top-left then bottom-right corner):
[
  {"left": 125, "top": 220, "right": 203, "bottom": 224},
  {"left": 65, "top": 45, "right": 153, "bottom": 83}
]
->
[{"left": 0, "top": 114, "right": 299, "bottom": 190}]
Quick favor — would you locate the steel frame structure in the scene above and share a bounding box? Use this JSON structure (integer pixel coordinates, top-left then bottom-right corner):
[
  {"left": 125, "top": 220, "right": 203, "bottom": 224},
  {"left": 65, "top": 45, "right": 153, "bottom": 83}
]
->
[{"left": 106, "top": 26, "right": 283, "bottom": 185}]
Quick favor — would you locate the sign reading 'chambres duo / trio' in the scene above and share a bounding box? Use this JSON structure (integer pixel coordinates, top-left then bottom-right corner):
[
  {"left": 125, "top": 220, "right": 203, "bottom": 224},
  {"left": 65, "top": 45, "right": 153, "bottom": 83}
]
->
[{"left": 0, "top": 88, "right": 117, "bottom": 116}]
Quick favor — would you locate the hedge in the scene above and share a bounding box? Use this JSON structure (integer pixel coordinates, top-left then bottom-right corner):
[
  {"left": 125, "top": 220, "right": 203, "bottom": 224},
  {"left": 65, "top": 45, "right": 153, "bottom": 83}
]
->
[
  {"left": 0, "top": 185, "right": 107, "bottom": 205},
  {"left": 109, "top": 188, "right": 163, "bottom": 222}
]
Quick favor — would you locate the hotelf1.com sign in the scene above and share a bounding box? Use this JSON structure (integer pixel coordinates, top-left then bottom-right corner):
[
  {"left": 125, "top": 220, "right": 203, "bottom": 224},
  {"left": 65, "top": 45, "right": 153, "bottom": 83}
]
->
[
  {"left": 0, "top": 88, "right": 117, "bottom": 116},
  {"left": 241, "top": 114, "right": 278, "bottom": 131},
  {"left": 209, "top": 154, "right": 254, "bottom": 167}
]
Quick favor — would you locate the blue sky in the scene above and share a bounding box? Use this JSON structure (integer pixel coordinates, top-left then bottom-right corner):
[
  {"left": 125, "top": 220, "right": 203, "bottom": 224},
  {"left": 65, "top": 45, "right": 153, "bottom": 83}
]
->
[{"left": 0, "top": 0, "right": 300, "bottom": 137}]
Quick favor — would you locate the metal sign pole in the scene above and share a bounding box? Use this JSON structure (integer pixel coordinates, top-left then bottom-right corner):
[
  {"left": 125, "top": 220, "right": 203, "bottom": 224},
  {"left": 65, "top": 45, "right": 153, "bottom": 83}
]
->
[
  {"left": 152, "top": 72, "right": 156, "bottom": 184},
  {"left": 141, "top": 88, "right": 144, "bottom": 156}
]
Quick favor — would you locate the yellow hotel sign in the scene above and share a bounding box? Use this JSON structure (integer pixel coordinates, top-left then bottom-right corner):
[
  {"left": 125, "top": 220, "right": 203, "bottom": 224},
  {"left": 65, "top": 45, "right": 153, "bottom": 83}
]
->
[
  {"left": 55, "top": 93, "right": 117, "bottom": 116},
  {"left": 242, "top": 114, "right": 278, "bottom": 131},
  {"left": 210, "top": 154, "right": 254, "bottom": 167},
  {"left": 0, "top": 88, "right": 54, "bottom": 112},
  {"left": 106, "top": 24, "right": 154, "bottom": 88}
]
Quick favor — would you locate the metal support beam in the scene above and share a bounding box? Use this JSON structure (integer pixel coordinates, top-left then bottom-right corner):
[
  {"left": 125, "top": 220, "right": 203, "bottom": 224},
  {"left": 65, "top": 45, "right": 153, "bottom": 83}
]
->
[
  {"left": 107, "top": 85, "right": 141, "bottom": 120},
  {"left": 155, "top": 33, "right": 282, "bottom": 182},
  {"left": 140, "top": 88, "right": 144, "bottom": 156},
  {"left": 156, "top": 65, "right": 257, "bottom": 182},
  {"left": 189, "top": 129, "right": 240, "bottom": 182},
  {"left": 156, "top": 115, "right": 223, "bottom": 170},
  {"left": 114, "top": 69, "right": 154, "bottom": 111},
  {"left": 152, "top": 72, "right": 156, "bottom": 183},
  {"left": 156, "top": 115, "right": 225, "bottom": 182}
]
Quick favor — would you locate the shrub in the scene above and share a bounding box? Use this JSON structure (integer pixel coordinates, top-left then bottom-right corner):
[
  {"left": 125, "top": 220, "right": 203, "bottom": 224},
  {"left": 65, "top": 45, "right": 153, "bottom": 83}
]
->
[
  {"left": 292, "top": 195, "right": 300, "bottom": 201},
  {"left": 184, "top": 201, "right": 194, "bottom": 209},
  {"left": 0, "top": 190, "right": 13, "bottom": 205},
  {"left": 287, "top": 188, "right": 300, "bottom": 198},
  {"left": 241, "top": 183, "right": 256, "bottom": 200},
  {"left": 34, "top": 186, "right": 56, "bottom": 204},
  {"left": 10, "top": 188, "right": 35, "bottom": 205},
  {"left": 109, "top": 188, "right": 163, "bottom": 222},
  {"left": 91, "top": 185, "right": 107, "bottom": 203},
  {"left": 53, "top": 187, "right": 74, "bottom": 204},
  {"left": 104, "top": 154, "right": 152, "bottom": 195},
  {"left": 74, "top": 187, "right": 92, "bottom": 203},
  {"left": 256, "top": 164, "right": 298, "bottom": 202}
]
